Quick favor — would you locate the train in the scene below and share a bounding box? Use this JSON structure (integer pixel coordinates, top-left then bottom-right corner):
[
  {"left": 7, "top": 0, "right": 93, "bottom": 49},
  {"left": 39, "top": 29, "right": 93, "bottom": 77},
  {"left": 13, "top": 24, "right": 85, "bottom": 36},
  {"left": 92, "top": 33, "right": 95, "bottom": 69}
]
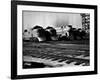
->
[{"left": 23, "top": 25, "right": 89, "bottom": 42}]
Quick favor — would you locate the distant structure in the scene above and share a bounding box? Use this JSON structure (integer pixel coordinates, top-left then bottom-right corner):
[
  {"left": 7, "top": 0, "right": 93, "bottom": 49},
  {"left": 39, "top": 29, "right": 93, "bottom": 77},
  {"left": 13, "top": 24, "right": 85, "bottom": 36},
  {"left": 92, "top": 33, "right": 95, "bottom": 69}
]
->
[{"left": 80, "top": 13, "right": 90, "bottom": 31}]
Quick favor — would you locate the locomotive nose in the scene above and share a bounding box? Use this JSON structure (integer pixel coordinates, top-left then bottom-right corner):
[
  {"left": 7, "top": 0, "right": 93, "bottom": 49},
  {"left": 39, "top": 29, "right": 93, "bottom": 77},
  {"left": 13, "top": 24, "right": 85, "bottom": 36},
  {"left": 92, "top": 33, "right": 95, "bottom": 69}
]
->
[{"left": 32, "top": 28, "right": 46, "bottom": 42}]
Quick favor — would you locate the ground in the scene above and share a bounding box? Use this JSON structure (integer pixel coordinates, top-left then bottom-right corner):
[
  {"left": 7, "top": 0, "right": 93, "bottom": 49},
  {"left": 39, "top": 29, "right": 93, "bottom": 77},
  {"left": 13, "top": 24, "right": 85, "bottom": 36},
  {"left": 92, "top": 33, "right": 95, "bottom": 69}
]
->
[{"left": 23, "top": 40, "right": 89, "bottom": 68}]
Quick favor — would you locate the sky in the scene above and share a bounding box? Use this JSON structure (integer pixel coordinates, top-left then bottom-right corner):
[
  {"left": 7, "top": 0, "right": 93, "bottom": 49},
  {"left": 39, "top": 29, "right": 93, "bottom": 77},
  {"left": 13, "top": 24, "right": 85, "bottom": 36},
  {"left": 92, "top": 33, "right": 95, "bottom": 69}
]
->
[{"left": 23, "top": 11, "right": 82, "bottom": 31}]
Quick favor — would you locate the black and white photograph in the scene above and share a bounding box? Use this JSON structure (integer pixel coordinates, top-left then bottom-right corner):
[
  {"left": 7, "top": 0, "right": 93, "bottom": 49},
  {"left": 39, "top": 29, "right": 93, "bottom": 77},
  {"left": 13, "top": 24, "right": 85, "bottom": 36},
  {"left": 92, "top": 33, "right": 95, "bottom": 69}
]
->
[
  {"left": 23, "top": 11, "right": 90, "bottom": 69},
  {"left": 11, "top": 1, "right": 97, "bottom": 79}
]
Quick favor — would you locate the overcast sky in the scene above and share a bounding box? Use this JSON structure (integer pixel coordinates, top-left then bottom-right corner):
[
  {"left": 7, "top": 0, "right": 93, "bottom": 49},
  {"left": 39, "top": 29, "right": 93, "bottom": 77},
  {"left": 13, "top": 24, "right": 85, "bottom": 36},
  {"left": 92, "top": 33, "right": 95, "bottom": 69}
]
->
[{"left": 23, "top": 11, "right": 82, "bottom": 30}]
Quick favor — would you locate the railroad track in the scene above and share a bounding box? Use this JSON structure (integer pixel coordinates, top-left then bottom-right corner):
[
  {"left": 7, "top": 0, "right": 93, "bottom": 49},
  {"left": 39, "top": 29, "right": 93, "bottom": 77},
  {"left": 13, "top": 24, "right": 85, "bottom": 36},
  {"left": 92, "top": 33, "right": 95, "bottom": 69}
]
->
[{"left": 23, "top": 41, "right": 89, "bottom": 68}]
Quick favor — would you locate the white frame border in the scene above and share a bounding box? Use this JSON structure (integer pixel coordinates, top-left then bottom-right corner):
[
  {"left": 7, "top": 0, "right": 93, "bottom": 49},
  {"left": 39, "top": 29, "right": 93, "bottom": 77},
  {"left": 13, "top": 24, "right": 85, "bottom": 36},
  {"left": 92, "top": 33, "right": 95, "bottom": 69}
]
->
[{"left": 17, "top": 5, "right": 95, "bottom": 75}]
